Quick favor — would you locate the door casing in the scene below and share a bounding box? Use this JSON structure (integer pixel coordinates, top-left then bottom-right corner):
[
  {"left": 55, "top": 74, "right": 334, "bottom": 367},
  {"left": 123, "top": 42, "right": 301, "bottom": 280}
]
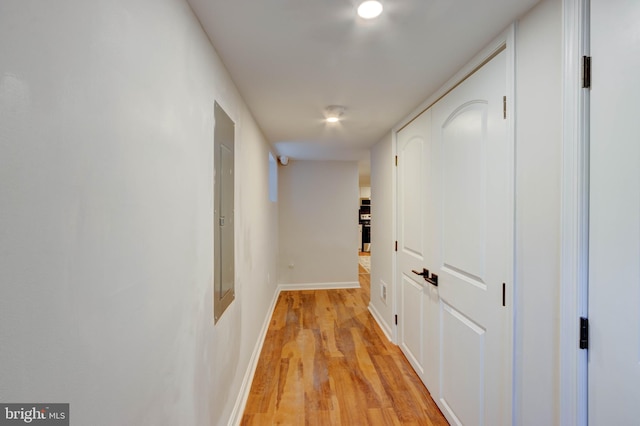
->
[{"left": 559, "top": 0, "right": 589, "bottom": 424}]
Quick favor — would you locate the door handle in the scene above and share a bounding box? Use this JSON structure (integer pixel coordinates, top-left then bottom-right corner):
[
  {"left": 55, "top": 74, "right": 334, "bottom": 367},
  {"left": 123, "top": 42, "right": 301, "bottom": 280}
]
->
[
  {"left": 412, "top": 268, "right": 429, "bottom": 277},
  {"left": 411, "top": 269, "right": 438, "bottom": 287},
  {"left": 425, "top": 273, "right": 438, "bottom": 287}
]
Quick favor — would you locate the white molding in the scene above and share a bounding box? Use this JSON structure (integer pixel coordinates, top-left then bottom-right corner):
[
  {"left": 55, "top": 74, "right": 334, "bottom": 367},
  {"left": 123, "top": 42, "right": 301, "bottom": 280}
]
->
[
  {"left": 391, "top": 128, "right": 398, "bottom": 344},
  {"left": 228, "top": 285, "right": 282, "bottom": 426},
  {"left": 504, "top": 23, "right": 517, "bottom": 426},
  {"left": 277, "top": 281, "right": 360, "bottom": 291},
  {"left": 368, "top": 302, "right": 393, "bottom": 342},
  {"left": 560, "top": 0, "right": 589, "bottom": 425}
]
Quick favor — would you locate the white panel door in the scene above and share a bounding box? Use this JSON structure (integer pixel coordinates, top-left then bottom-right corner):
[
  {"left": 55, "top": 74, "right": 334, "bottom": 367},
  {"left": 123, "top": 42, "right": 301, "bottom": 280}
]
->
[
  {"left": 431, "top": 49, "right": 511, "bottom": 426},
  {"left": 396, "top": 109, "right": 439, "bottom": 390},
  {"left": 589, "top": 1, "right": 640, "bottom": 424}
]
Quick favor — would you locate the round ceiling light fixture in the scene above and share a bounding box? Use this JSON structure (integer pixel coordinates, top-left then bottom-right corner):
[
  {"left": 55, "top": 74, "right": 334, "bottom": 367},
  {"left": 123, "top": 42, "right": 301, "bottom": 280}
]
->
[
  {"left": 324, "top": 105, "right": 346, "bottom": 123},
  {"left": 357, "top": 0, "right": 383, "bottom": 19}
]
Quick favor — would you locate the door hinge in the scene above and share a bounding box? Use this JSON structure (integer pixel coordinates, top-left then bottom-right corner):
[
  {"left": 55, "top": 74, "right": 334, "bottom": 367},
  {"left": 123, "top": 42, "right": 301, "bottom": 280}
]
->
[
  {"left": 582, "top": 56, "right": 592, "bottom": 89},
  {"left": 503, "top": 96, "right": 507, "bottom": 119},
  {"left": 395, "top": 314, "right": 398, "bottom": 325},
  {"left": 579, "top": 317, "right": 589, "bottom": 350},
  {"left": 502, "top": 283, "right": 506, "bottom": 307},
  {"left": 394, "top": 241, "right": 398, "bottom": 251},
  {"left": 395, "top": 155, "right": 398, "bottom": 166}
]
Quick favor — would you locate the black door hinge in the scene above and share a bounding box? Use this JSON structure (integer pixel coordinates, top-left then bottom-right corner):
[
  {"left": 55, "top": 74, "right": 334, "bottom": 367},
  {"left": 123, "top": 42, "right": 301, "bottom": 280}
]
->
[
  {"left": 395, "top": 314, "right": 398, "bottom": 325},
  {"left": 502, "top": 283, "right": 506, "bottom": 307},
  {"left": 579, "top": 317, "right": 589, "bottom": 350},
  {"left": 503, "top": 96, "right": 507, "bottom": 119},
  {"left": 395, "top": 155, "right": 398, "bottom": 166},
  {"left": 395, "top": 241, "right": 398, "bottom": 252},
  {"left": 582, "top": 56, "right": 592, "bottom": 89}
]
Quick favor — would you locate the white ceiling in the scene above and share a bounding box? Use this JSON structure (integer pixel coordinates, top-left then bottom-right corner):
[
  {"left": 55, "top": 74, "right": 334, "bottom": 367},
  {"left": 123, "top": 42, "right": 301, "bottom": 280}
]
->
[{"left": 188, "top": 0, "right": 539, "bottom": 176}]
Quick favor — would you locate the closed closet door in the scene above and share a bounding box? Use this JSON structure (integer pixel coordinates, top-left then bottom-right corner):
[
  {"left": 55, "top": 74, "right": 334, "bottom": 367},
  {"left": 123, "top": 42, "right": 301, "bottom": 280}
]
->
[
  {"left": 431, "top": 49, "right": 512, "bottom": 426},
  {"left": 396, "top": 109, "right": 432, "bottom": 381}
]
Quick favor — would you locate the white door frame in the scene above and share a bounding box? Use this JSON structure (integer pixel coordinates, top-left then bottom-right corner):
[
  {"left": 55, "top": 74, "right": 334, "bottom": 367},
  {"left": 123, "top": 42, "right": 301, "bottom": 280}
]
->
[
  {"left": 559, "top": 0, "right": 589, "bottom": 425},
  {"left": 392, "top": 23, "right": 516, "bottom": 416}
]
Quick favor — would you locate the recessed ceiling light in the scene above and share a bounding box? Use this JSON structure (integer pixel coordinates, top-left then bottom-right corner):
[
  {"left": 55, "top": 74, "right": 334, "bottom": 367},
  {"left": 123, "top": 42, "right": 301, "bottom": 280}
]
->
[
  {"left": 357, "top": 1, "right": 383, "bottom": 19},
  {"left": 324, "top": 105, "right": 345, "bottom": 123}
]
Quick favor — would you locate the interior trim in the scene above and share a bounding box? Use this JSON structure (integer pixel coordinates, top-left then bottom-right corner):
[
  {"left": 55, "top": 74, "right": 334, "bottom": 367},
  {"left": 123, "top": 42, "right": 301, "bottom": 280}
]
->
[
  {"left": 229, "top": 285, "right": 282, "bottom": 426},
  {"left": 277, "top": 282, "right": 360, "bottom": 291},
  {"left": 559, "top": 0, "right": 590, "bottom": 425},
  {"left": 368, "top": 302, "right": 394, "bottom": 342}
]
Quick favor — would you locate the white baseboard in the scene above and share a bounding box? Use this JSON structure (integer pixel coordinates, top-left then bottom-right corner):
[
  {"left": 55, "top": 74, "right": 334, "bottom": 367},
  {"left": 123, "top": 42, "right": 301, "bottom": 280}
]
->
[
  {"left": 368, "top": 302, "right": 393, "bottom": 343},
  {"left": 277, "top": 281, "right": 360, "bottom": 291},
  {"left": 228, "top": 286, "right": 281, "bottom": 426}
]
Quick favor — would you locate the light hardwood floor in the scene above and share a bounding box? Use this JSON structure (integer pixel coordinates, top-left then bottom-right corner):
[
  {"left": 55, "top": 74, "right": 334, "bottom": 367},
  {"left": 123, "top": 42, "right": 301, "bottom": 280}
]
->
[{"left": 241, "top": 257, "right": 447, "bottom": 425}]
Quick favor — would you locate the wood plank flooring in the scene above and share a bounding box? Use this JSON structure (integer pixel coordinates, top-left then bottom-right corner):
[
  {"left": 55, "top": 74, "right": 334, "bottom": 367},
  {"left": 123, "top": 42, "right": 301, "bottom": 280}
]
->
[{"left": 241, "top": 256, "right": 448, "bottom": 425}]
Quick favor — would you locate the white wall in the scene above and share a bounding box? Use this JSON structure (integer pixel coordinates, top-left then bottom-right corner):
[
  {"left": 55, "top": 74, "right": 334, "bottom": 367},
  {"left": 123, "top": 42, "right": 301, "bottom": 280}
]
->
[
  {"left": 278, "top": 161, "right": 359, "bottom": 287},
  {"left": 0, "top": 1, "right": 278, "bottom": 425},
  {"left": 514, "top": 0, "right": 562, "bottom": 424},
  {"left": 369, "top": 133, "right": 395, "bottom": 337}
]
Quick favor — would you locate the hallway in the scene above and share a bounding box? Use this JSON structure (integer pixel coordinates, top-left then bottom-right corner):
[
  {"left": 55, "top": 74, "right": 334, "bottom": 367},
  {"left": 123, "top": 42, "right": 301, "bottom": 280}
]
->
[
  {"left": 1, "top": 0, "right": 605, "bottom": 424},
  {"left": 241, "top": 257, "right": 447, "bottom": 425}
]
